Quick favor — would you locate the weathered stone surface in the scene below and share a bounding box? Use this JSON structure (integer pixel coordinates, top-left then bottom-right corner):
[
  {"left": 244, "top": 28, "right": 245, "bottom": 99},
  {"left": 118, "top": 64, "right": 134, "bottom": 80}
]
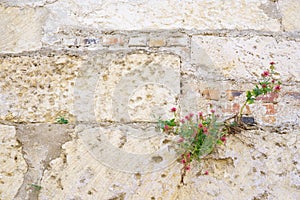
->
[
  {"left": 0, "top": 125, "right": 27, "bottom": 200},
  {"left": 279, "top": 0, "right": 300, "bottom": 31},
  {"left": 93, "top": 52, "right": 180, "bottom": 123},
  {"left": 181, "top": 74, "right": 300, "bottom": 126},
  {"left": 39, "top": 127, "right": 180, "bottom": 199},
  {"left": 0, "top": 1, "right": 299, "bottom": 199},
  {"left": 37, "top": 126, "right": 300, "bottom": 199},
  {"left": 0, "top": 6, "right": 47, "bottom": 53},
  {"left": 191, "top": 35, "right": 300, "bottom": 83},
  {"left": 0, "top": 54, "right": 81, "bottom": 123},
  {"left": 13, "top": 124, "right": 73, "bottom": 200},
  {"left": 0, "top": 0, "right": 55, "bottom": 7},
  {"left": 41, "top": 0, "right": 280, "bottom": 32},
  {"left": 128, "top": 36, "right": 147, "bottom": 47}
]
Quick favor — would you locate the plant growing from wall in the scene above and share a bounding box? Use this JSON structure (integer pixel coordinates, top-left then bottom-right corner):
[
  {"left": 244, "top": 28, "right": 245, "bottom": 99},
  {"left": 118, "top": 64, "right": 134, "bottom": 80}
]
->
[
  {"left": 158, "top": 62, "right": 282, "bottom": 184},
  {"left": 56, "top": 116, "right": 69, "bottom": 124}
]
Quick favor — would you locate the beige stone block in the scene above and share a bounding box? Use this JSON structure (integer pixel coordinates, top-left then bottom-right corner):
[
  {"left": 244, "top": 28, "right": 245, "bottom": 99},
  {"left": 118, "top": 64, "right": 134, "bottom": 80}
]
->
[
  {"left": 148, "top": 38, "right": 166, "bottom": 47},
  {"left": 40, "top": 0, "right": 280, "bottom": 31},
  {"left": 191, "top": 35, "right": 300, "bottom": 83},
  {"left": 0, "top": 6, "right": 47, "bottom": 53},
  {"left": 0, "top": 55, "right": 81, "bottom": 123},
  {"left": 13, "top": 124, "right": 73, "bottom": 200},
  {"left": 0, "top": 125, "right": 27, "bottom": 200},
  {"left": 92, "top": 52, "right": 180, "bottom": 123},
  {"left": 37, "top": 124, "right": 300, "bottom": 199},
  {"left": 279, "top": 0, "right": 300, "bottom": 31}
]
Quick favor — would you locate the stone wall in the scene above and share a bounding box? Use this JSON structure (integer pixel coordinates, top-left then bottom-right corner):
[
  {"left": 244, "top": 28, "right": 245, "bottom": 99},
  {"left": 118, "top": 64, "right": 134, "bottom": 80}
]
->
[{"left": 0, "top": 0, "right": 299, "bottom": 199}]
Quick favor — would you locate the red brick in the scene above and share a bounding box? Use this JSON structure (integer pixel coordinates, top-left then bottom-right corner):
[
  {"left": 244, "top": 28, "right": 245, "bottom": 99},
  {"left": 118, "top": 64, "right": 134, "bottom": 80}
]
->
[
  {"left": 202, "top": 89, "right": 220, "bottom": 100},
  {"left": 262, "top": 116, "right": 276, "bottom": 124},
  {"left": 102, "top": 35, "right": 124, "bottom": 46},
  {"left": 256, "top": 92, "right": 278, "bottom": 103},
  {"left": 222, "top": 103, "right": 250, "bottom": 114},
  {"left": 264, "top": 103, "right": 276, "bottom": 115}
]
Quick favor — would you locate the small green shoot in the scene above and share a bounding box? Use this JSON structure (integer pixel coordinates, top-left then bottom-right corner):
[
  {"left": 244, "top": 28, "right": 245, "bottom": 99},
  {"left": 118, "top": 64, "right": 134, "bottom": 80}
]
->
[
  {"left": 29, "top": 184, "right": 42, "bottom": 191},
  {"left": 56, "top": 116, "right": 68, "bottom": 124}
]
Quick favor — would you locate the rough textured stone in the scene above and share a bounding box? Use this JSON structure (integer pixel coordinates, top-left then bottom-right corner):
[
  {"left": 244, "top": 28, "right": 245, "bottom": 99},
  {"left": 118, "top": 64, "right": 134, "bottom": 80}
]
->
[
  {"left": 167, "top": 36, "right": 189, "bottom": 47},
  {"left": 148, "top": 38, "right": 166, "bottom": 47},
  {"left": 128, "top": 36, "right": 147, "bottom": 47},
  {"left": 279, "top": 0, "right": 300, "bottom": 31},
  {"left": 0, "top": 6, "right": 47, "bottom": 53},
  {"left": 37, "top": 127, "right": 300, "bottom": 199},
  {"left": 14, "top": 124, "right": 73, "bottom": 200},
  {"left": 0, "top": 54, "right": 81, "bottom": 123},
  {"left": 0, "top": 1, "right": 299, "bottom": 199},
  {"left": 180, "top": 75, "right": 300, "bottom": 126},
  {"left": 93, "top": 52, "right": 180, "bottom": 123},
  {"left": 0, "top": 125, "right": 27, "bottom": 200},
  {"left": 40, "top": 0, "right": 280, "bottom": 32},
  {"left": 191, "top": 35, "right": 300, "bottom": 83}
]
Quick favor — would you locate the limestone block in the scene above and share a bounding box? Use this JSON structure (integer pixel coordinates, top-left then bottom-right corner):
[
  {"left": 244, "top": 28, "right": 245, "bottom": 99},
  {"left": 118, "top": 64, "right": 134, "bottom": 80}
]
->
[
  {"left": 0, "top": 6, "right": 47, "bottom": 53},
  {"left": 39, "top": 124, "right": 180, "bottom": 199},
  {"left": 0, "top": 55, "right": 81, "bottom": 123},
  {"left": 0, "top": 125, "right": 27, "bottom": 200},
  {"left": 38, "top": 125, "right": 300, "bottom": 199},
  {"left": 40, "top": 0, "right": 280, "bottom": 35},
  {"left": 0, "top": 0, "right": 55, "bottom": 7},
  {"left": 90, "top": 52, "right": 180, "bottom": 123},
  {"left": 128, "top": 36, "right": 147, "bottom": 47},
  {"left": 191, "top": 35, "right": 300, "bottom": 83},
  {"left": 13, "top": 124, "right": 73, "bottom": 200},
  {"left": 279, "top": 0, "right": 300, "bottom": 31}
]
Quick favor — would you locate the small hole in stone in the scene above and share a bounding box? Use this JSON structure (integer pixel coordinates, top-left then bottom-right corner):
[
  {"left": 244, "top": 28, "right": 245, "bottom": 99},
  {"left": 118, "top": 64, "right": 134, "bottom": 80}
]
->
[
  {"left": 152, "top": 156, "right": 163, "bottom": 163},
  {"left": 135, "top": 173, "right": 141, "bottom": 180}
]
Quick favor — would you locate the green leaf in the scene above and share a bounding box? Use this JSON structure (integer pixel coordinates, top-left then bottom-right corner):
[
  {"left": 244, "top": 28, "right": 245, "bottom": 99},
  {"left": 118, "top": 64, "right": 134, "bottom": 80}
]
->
[
  {"left": 247, "top": 98, "right": 255, "bottom": 104},
  {"left": 217, "top": 139, "right": 223, "bottom": 145},
  {"left": 30, "top": 184, "right": 42, "bottom": 191},
  {"left": 246, "top": 91, "right": 252, "bottom": 99}
]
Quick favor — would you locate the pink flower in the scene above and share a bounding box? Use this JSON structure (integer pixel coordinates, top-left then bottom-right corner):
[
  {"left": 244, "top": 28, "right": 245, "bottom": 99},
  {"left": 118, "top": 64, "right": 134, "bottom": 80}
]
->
[
  {"left": 211, "top": 109, "right": 215, "bottom": 114},
  {"left": 171, "top": 107, "right": 176, "bottom": 112},
  {"left": 270, "top": 61, "right": 275, "bottom": 65},
  {"left": 274, "top": 85, "right": 281, "bottom": 92},
  {"left": 185, "top": 165, "right": 191, "bottom": 171},
  {"left": 272, "top": 79, "right": 275, "bottom": 83},
  {"left": 164, "top": 125, "right": 169, "bottom": 131},
  {"left": 189, "top": 113, "right": 194, "bottom": 118},
  {"left": 221, "top": 136, "right": 226, "bottom": 143},
  {"left": 204, "top": 171, "right": 209, "bottom": 175},
  {"left": 198, "top": 123, "right": 203, "bottom": 128},
  {"left": 180, "top": 119, "right": 185, "bottom": 124},
  {"left": 185, "top": 115, "right": 190, "bottom": 120},
  {"left": 262, "top": 84, "right": 267, "bottom": 89},
  {"left": 187, "top": 153, "right": 191, "bottom": 159},
  {"left": 181, "top": 159, "right": 186, "bottom": 164},
  {"left": 203, "top": 127, "right": 208, "bottom": 134},
  {"left": 178, "top": 137, "right": 184, "bottom": 143},
  {"left": 262, "top": 71, "right": 270, "bottom": 77},
  {"left": 198, "top": 112, "right": 203, "bottom": 117}
]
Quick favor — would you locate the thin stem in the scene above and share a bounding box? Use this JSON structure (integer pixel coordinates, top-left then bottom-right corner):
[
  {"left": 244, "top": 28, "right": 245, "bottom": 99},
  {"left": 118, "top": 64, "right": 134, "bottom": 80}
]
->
[{"left": 238, "top": 101, "right": 247, "bottom": 123}]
